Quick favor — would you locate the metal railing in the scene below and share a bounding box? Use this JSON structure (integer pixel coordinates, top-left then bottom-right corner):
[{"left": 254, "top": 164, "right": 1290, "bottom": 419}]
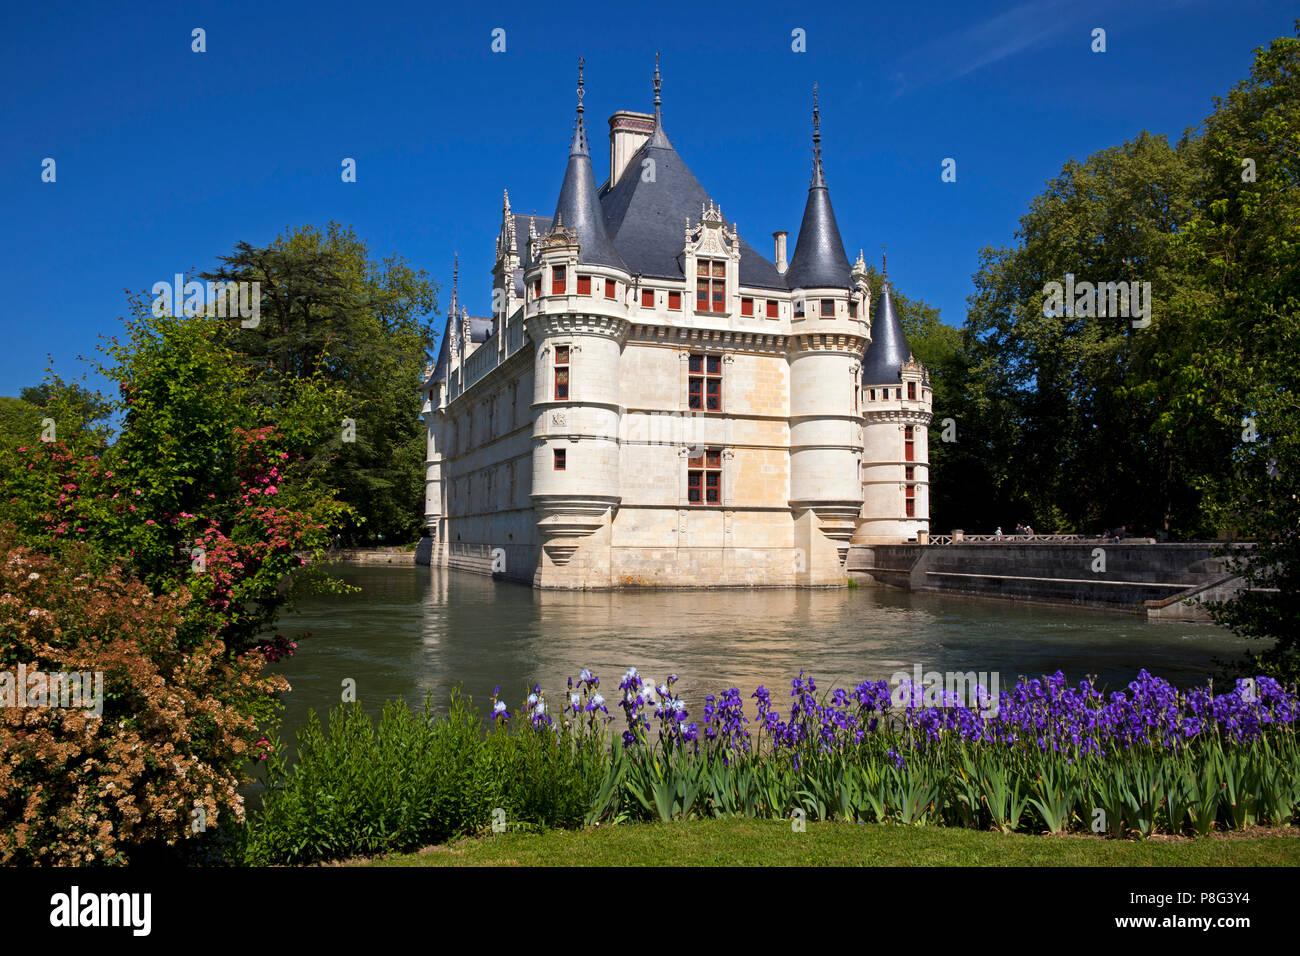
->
[{"left": 928, "top": 533, "right": 1110, "bottom": 545}]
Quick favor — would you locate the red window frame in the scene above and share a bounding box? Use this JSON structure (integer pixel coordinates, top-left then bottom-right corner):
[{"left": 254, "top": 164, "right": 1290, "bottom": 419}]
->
[
  {"left": 904, "top": 425, "right": 915, "bottom": 462},
  {"left": 641, "top": 288, "right": 655, "bottom": 308},
  {"left": 668, "top": 291, "right": 682, "bottom": 310},
  {"left": 905, "top": 465, "right": 915, "bottom": 482},
  {"left": 532, "top": 278, "right": 541, "bottom": 299},
  {"left": 687, "top": 448, "right": 722, "bottom": 505},
  {"left": 554, "top": 345, "right": 569, "bottom": 400},
  {"left": 551, "top": 266, "right": 567, "bottom": 296},
  {"left": 604, "top": 279, "right": 617, "bottom": 300},
  {"left": 688, "top": 353, "right": 722, "bottom": 411},
  {"left": 907, "top": 381, "right": 916, "bottom": 401},
  {"left": 740, "top": 297, "right": 754, "bottom": 317},
  {"left": 577, "top": 275, "right": 592, "bottom": 296},
  {"left": 766, "top": 300, "right": 777, "bottom": 318},
  {"left": 554, "top": 448, "right": 566, "bottom": 471},
  {"left": 820, "top": 298, "right": 835, "bottom": 318},
  {"left": 905, "top": 496, "right": 915, "bottom": 518}
]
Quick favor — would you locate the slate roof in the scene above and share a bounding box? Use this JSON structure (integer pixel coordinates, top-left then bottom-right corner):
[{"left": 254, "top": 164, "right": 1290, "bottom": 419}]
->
[
  {"left": 429, "top": 325, "right": 450, "bottom": 383},
  {"left": 860, "top": 282, "right": 913, "bottom": 385},
  {"left": 785, "top": 182, "right": 852, "bottom": 290},
  {"left": 553, "top": 108, "right": 627, "bottom": 270},
  {"left": 511, "top": 213, "right": 552, "bottom": 297},
  {"left": 597, "top": 123, "right": 788, "bottom": 290},
  {"left": 428, "top": 314, "right": 494, "bottom": 384}
]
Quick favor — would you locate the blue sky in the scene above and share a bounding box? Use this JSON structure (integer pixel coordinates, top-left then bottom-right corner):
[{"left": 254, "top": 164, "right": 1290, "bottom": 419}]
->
[{"left": 1, "top": 0, "right": 1293, "bottom": 397}]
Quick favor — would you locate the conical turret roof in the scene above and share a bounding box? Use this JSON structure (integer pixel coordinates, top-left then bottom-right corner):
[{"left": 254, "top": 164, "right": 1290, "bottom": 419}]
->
[
  {"left": 861, "top": 280, "right": 914, "bottom": 385},
  {"left": 552, "top": 60, "right": 627, "bottom": 271},
  {"left": 785, "top": 86, "right": 852, "bottom": 291}
]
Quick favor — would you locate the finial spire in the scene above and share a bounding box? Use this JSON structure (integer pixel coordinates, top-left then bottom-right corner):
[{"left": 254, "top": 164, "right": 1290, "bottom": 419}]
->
[
  {"left": 577, "top": 57, "right": 585, "bottom": 117},
  {"left": 654, "top": 51, "right": 662, "bottom": 112},
  {"left": 810, "top": 83, "right": 825, "bottom": 188},
  {"left": 881, "top": 246, "right": 888, "bottom": 280},
  {"left": 450, "top": 253, "right": 460, "bottom": 315},
  {"left": 570, "top": 57, "right": 588, "bottom": 155},
  {"left": 649, "top": 52, "right": 671, "bottom": 148}
]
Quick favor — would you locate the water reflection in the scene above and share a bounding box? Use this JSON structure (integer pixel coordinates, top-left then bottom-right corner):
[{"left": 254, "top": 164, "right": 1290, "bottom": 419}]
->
[{"left": 268, "top": 565, "right": 1251, "bottom": 741}]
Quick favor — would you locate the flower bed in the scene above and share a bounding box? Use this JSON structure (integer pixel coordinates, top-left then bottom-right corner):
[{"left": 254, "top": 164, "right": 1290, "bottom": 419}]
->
[{"left": 245, "top": 669, "right": 1300, "bottom": 864}]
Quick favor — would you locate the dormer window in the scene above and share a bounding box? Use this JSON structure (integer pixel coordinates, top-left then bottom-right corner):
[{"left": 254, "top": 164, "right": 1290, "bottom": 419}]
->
[
  {"left": 907, "top": 381, "right": 916, "bottom": 401},
  {"left": 552, "top": 266, "right": 567, "bottom": 295},
  {"left": 696, "top": 259, "right": 727, "bottom": 313}
]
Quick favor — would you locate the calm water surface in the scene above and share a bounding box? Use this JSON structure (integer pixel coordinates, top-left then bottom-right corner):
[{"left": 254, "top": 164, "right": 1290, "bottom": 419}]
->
[{"left": 267, "top": 564, "right": 1251, "bottom": 741}]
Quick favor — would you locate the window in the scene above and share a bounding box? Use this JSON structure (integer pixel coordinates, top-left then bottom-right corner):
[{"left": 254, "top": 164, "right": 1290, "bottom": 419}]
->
[
  {"left": 688, "top": 449, "right": 722, "bottom": 504},
  {"left": 904, "top": 425, "right": 915, "bottom": 462},
  {"left": 554, "top": 345, "right": 569, "bottom": 400},
  {"left": 552, "top": 266, "right": 567, "bottom": 295},
  {"left": 554, "top": 448, "right": 566, "bottom": 471},
  {"left": 696, "top": 259, "right": 727, "bottom": 313},
  {"left": 604, "top": 279, "right": 617, "bottom": 300},
  {"left": 766, "top": 299, "right": 778, "bottom": 318},
  {"left": 905, "top": 490, "right": 915, "bottom": 518},
  {"left": 907, "top": 381, "right": 916, "bottom": 401},
  {"left": 849, "top": 300, "right": 858, "bottom": 318},
  {"left": 532, "top": 278, "right": 541, "bottom": 299},
  {"left": 741, "top": 297, "right": 754, "bottom": 317},
  {"left": 905, "top": 465, "right": 915, "bottom": 482},
  {"left": 641, "top": 288, "right": 655, "bottom": 308},
  {"left": 820, "top": 298, "right": 835, "bottom": 318},
  {"left": 868, "top": 389, "right": 875, "bottom": 401},
  {"left": 688, "top": 353, "right": 722, "bottom": 411},
  {"left": 794, "top": 298, "right": 805, "bottom": 318},
  {"left": 668, "top": 291, "right": 682, "bottom": 310},
  {"left": 577, "top": 275, "right": 591, "bottom": 295}
]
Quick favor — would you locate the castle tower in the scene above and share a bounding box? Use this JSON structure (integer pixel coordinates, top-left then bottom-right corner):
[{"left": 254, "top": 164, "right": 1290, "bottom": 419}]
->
[
  {"left": 854, "top": 266, "right": 933, "bottom": 543},
  {"left": 523, "top": 59, "right": 631, "bottom": 585},
  {"left": 785, "top": 86, "right": 869, "bottom": 580}
]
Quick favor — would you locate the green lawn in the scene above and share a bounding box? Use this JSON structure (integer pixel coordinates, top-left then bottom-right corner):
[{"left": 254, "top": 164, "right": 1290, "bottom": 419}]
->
[{"left": 356, "top": 819, "right": 1300, "bottom": 867}]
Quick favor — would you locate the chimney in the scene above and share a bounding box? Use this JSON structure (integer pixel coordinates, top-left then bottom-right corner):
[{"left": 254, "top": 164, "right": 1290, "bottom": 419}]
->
[
  {"left": 608, "top": 111, "right": 655, "bottom": 186},
  {"left": 773, "top": 231, "right": 788, "bottom": 274}
]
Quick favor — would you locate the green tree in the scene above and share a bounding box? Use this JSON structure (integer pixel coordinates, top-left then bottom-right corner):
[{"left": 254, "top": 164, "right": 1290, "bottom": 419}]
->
[
  {"left": 201, "top": 223, "right": 438, "bottom": 543},
  {"left": 963, "top": 131, "right": 1203, "bottom": 535},
  {"left": 1174, "top": 25, "right": 1300, "bottom": 680}
]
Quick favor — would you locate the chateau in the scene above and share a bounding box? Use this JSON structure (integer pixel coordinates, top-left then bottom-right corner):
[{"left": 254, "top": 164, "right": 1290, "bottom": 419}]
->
[{"left": 419, "top": 62, "right": 932, "bottom": 588}]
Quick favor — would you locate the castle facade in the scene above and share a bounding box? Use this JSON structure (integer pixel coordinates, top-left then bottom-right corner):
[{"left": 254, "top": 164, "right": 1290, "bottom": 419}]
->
[{"left": 420, "top": 64, "right": 931, "bottom": 588}]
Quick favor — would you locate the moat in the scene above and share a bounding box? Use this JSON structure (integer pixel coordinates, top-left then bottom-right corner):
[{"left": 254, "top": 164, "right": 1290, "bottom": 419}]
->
[{"left": 266, "top": 564, "right": 1253, "bottom": 743}]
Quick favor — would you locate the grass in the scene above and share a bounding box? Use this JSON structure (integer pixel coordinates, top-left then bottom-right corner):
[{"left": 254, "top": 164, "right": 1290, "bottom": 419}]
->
[{"left": 354, "top": 818, "right": 1300, "bottom": 867}]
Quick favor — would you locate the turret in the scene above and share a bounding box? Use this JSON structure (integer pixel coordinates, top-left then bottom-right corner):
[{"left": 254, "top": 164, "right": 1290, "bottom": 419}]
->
[
  {"left": 854, "top": 262, "right": 933, "bottom": 543},
  {"left": 524, "top": 59, "right": 630, "bottom": 581},
  {"left": 786, "top": 87, "right": 868, "bottom": 579}
]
